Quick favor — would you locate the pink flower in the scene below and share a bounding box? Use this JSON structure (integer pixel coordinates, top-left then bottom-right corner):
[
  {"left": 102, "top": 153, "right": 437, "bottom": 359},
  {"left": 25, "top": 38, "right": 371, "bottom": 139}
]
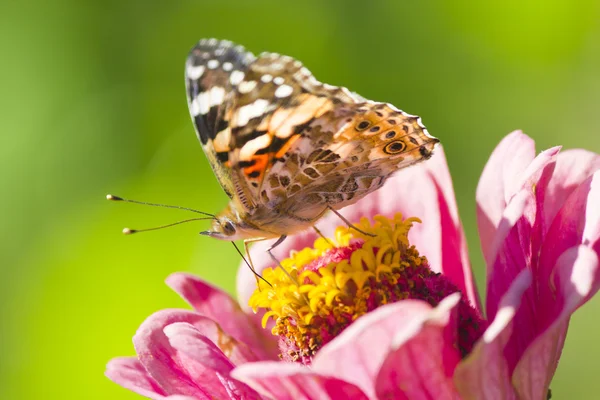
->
[{"left": 107, "top": 131, "right": 600, "bottom": 399}]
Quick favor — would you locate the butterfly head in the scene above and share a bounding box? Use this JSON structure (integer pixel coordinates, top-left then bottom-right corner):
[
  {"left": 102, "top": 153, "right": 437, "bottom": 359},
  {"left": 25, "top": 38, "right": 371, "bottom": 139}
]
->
[
  {"left": 200, "top": 202, "right": 272, "bottom": 241},
  {"left": 201, "top": 216, "right": 238, "bottom": 239}
]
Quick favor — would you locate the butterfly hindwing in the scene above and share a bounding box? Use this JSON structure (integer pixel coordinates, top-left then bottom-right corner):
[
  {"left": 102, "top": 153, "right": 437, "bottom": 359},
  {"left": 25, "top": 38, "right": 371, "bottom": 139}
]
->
[{"left": 262, "top": 102, "right": 438, "bottom": 219}]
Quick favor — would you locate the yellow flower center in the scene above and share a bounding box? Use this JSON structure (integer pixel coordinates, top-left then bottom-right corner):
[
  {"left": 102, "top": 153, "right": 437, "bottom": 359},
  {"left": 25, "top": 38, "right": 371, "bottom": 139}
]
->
[{"left": 249, "top": 213, "right": 484, "bottom": 364}]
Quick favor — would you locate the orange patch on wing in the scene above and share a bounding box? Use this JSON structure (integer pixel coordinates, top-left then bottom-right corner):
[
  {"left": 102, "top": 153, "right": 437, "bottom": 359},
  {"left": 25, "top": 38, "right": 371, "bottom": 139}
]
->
[
  {"left": 244, "top": 154, "right": 269, "bottom": 179},
  {"left": 275, "top": 134, "right": 300, "bottom": 159}
]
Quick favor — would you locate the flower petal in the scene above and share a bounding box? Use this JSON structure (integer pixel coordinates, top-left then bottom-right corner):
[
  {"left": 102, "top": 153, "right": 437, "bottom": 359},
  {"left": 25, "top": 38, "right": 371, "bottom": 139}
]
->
[
  {"left": 476, "top": 131, "right": 536, "bottom": 262},
  {"left": 484, "top": 189, "right": 530, "bottom": 320},
  {"left": 374, "top": 294, "right": 462, "bottom": 400},
  {"left": 133, "top": 309, "right": 258, "bottom": 397},
  {"left": 166, "top": 273, "right": 278, "bottom": 360},
  {"left": 232, "top": 362, "right": 369, "bottom": 400},
  {"left": 454, "top": 269, "right": 531, "bottom": 400},
  {"left": 540, "top": 172, "right": 600, "bottom": 293},
  {"left": 512, "top": 246, "right": 600, "bottom": 400},
  {"left": 164, "top": 322, "right": 261, "bottom": 400},
  {"left": 543, "top": 149, "right": 600, "bottom": 231},
  {"left": 105, "top": 357, "right": 168, "bottom": 399},
  {"left": 238, "top": 146, "right": 481, "bottom": 312},
  {"left": 312, "top": 300, "right": 434, "bottom": 398},
  {"left": 485, "top": 146, "right": 560, "bottom": 319}
]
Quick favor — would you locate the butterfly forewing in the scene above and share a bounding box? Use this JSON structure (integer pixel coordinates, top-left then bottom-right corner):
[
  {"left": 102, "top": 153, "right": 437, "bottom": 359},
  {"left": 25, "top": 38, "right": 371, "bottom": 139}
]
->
[{"left": 185, "top": 39, "right": 255, "bottom": 199}]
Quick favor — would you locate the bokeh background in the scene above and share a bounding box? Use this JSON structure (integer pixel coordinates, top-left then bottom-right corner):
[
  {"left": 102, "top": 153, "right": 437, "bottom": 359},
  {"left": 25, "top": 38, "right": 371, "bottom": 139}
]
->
[{"left": 2, "top": 0, "right": 599, "bottom": 398}]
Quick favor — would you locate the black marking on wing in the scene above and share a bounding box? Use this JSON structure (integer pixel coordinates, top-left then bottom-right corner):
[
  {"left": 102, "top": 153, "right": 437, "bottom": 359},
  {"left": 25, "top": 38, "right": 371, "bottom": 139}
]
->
[{"left": 185, "top": 39, "right": 255, "bottom": 146}]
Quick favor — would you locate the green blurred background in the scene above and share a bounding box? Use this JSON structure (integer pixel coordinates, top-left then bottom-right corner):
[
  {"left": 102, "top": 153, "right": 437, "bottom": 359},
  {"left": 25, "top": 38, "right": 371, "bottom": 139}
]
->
[{"left": 1, "top": 0, "right": 599, "bottom": 398}]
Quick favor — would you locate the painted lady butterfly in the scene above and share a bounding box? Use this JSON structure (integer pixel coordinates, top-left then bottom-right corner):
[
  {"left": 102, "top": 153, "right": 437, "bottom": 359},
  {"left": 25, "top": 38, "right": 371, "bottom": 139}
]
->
[{"left": 185, "top": 39, "right": 439, "bottom": 251}]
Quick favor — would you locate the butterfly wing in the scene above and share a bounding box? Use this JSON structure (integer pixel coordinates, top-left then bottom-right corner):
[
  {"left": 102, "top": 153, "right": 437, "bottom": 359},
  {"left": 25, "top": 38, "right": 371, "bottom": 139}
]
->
[
  {"left": 266, "top": 102, "right": 439, "bottom": 219},
  {"left": 185, "top": 39, "right": 361, "bottom": 211},
  {"left": 185, "top": 39, "right": 438, "bottom": 222},
  {"left": 186, "top": 39, "right": 258, "bottom": 202}
]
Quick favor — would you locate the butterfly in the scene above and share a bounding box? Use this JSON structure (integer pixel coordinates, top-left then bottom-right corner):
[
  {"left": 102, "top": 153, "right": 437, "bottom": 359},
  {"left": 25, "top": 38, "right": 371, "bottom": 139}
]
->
[{"left": 185, "top": 38, "right": 439, "bottom": 256}]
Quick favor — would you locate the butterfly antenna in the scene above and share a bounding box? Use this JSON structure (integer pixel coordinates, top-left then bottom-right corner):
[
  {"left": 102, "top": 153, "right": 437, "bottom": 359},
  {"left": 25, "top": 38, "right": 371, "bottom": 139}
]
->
[
  {"left": 231, "top": 242, "right": 272, "bottom": 288},
  {"left": 107, "top": 194, "right": 217, "bottom": 219},
  {"left": 122, "top": 217, "right": 214, "bottom": 235}
]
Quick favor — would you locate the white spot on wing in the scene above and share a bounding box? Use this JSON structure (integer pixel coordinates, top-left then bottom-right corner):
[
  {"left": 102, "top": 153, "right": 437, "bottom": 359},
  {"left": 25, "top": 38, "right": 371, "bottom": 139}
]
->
[
  {"left": 273, "top": 76, "right": 284, "bottom": 85},
  {"left": 187, "top": 65, "right": 205, "bottom": 80},
  {"left": 190, "top": 97, "right": 202, "bottom": 115},
  {"left": 213, "top": 127, "right": 231, "bottom": 152},
  {"left": 190, "top": 86, "right": 226, "bottom": 116},
  {"left": 240, "top": 133, "right": 272, "bottom": 161},
  {"left": 261, "top": 74, "right": 273, "bottom": 83},
  {"left": 238, "top": 80, "right": 257, "bottom": 94},
  {"left": 207, "top": 59, "right": 219, "bottom": 69},
  {"left": 230, "top": 70, "right": 245, "bottom": 85},
  {"left": 236, "top": 99, "right": 270, "bottom": 126},
  {"left": 193, "top": 92, "right": 210, "bottom": 115},
  {"left": 210, "top": 86, "right": 225, "bottom": 108},
  {"left": 223, "top": 62, "right": 233, "bottom": 71},
  {"left": 274, "top": 84, "right": 293, "bottom": 98}
]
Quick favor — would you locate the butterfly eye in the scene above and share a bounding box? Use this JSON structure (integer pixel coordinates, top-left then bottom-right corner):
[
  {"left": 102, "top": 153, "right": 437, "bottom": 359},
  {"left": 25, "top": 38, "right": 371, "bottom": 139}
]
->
[
  {"left": 222, "top": 221, "right": 236, "bottom": 236},
  {"left": 384, "top": 140, "right": 406, "bottom": 154},
  {"left": 356, "top": 121, "right": 371, "bottom": 131}
]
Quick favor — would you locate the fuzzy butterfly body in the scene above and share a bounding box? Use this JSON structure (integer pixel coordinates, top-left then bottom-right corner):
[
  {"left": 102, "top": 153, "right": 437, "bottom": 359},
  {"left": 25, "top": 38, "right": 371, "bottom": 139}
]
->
[{"left": 185, "top": 39, "right": 439, "bottom": 241}]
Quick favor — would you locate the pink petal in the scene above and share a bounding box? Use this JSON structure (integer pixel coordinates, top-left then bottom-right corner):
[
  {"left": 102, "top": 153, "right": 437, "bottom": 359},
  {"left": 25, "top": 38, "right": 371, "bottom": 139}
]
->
[
  {"left": 232, "top": 362, "right": 369, "bottom": 400},
  {"left": 454, "top": 270, "right": 532, "bottom": 400},
  {"left": 484, "top": 192, "right": 547, "bottom": 374},
  {"left": 312, "top": 300, "right": 434, "bottom": 398},
  {"left": 512, "top": 246, "right": 600, "bottom": 400},
  {"left": 374, "top": 295, "right": 462, "bottom": 400},
  {"left": 484, "top": 189, "right": 530, "bottom": 320},
  {"left": 166, "top": 273, "right": 278, "bottom": 360},
  {"left": 485, "top": 146, "right": 560, "bottom": 319},
  {"left": 540, "top": 172, "right": 600, "bottom": 291},
  {"left": 105, "top": 357, "right": 168, "bottom": 399},
  {"left": 133, "top": 309, "right": 258, "bottom": 398},
  {"left": 477, "top": 131, "right": 536, "bottom": 263},
  {"left": 164, "top": 323, "right": 261, "bottom": 400},
  {"left": 238, "top": 146, "right": 480, "bottom": 312},
  {"left": 543, "top": 149, "right": 600, "bottom": 231}
]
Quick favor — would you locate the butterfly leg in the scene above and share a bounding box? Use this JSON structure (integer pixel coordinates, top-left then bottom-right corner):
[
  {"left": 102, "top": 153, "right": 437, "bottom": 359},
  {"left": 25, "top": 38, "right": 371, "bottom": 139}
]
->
[
  {"left": 239, "top": 239, "right": 271, "bottom": 288},
  {"left": 327, "top": 206, "right": 375, "bottom": 237},
  {"left": 313, "top": 225, "right": 335, "bottom": 247},
  {"left": 266, "top": 235, "right": 301, "bottom": 285}
]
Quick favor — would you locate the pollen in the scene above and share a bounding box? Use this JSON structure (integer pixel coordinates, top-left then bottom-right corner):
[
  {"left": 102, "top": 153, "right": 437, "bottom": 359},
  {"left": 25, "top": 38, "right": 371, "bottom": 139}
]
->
[{"left": 248, "top": 213, "right": 485, "bottom": 364}]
